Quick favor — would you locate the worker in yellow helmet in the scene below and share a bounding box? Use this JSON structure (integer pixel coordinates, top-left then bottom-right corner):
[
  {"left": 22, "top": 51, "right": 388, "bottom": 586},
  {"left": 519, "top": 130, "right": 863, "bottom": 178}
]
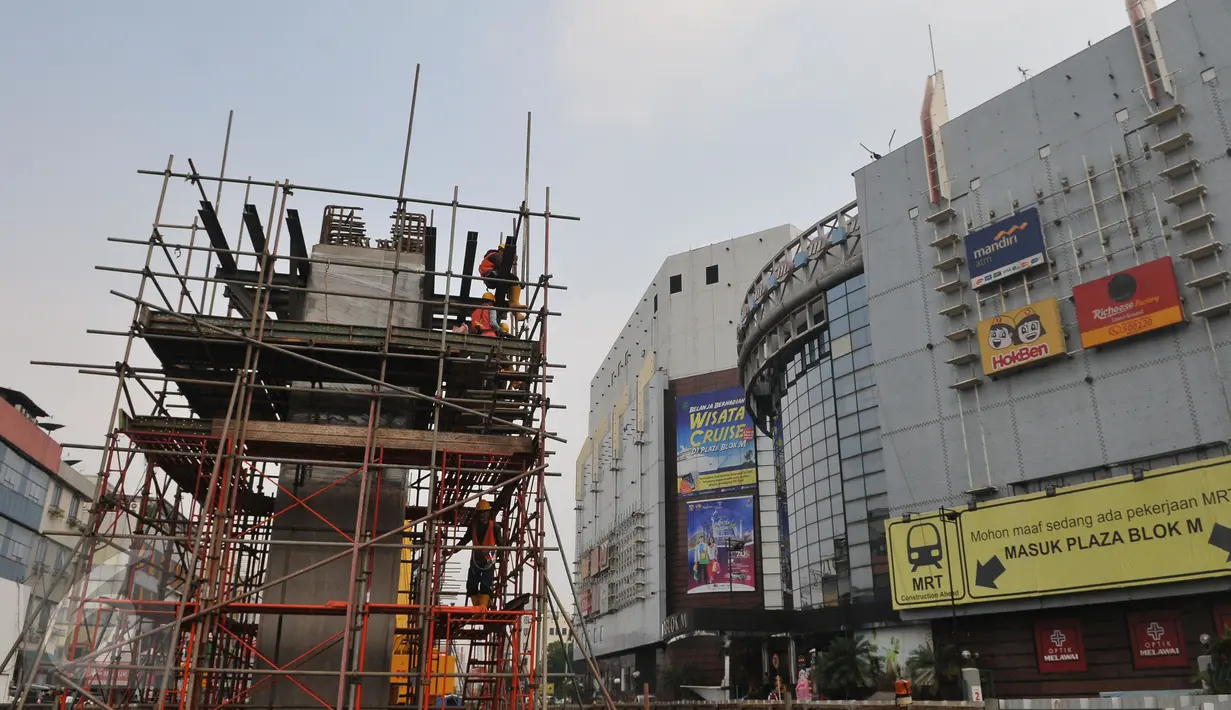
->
[
  {"left": 453, "top": 499, "right": 504, "bottom": 609},
  {"left": 469, "top": 292, "right": 498, "bottom": 338}
]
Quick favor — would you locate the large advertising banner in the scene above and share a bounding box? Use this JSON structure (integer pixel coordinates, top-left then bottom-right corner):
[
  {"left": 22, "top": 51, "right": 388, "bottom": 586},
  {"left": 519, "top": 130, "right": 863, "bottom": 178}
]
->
[
  {"left": 686, "top": 495, "right": 757, "bottom": 594},
  {"left": 964, "top": 207, "right": 1047, "bottom": 289},
  {"left": 1072, "top": 256, "right": 1183, "bottom": 348},
  {"left": 885, "top": 455, "right": 1231, "bottom": 610},
  {"left": 977, "top": 298, "right": 1067, "bottom": 375},
  {"left": 675, "top": 387, "right": 757, "bottom": 496}
]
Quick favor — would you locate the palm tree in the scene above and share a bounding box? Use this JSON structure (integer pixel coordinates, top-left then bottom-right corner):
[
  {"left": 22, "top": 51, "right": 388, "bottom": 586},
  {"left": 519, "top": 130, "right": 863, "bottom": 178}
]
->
[
  {"left": 1202, "top": 631, "right": 1231, "bottom": 693},
  {"left": 813, "top": 636, "right": 876, "bottom": 699},
  {"left": 904, "top": 641, "right": 961, "bottom": 699}
]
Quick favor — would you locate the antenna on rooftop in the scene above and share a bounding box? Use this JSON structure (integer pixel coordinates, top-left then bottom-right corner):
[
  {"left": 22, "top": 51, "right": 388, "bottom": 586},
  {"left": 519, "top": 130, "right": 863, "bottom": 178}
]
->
[
  {"left": 928, "top": 25, "right": 938, "bottom": 75},
  {"left": 859, "top": 129, "right": 896, "bottom": 161}
]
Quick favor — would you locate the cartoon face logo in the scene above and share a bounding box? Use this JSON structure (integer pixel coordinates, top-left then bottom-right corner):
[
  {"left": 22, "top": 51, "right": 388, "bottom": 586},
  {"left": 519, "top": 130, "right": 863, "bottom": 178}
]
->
[
  {"left": 1017, "top": 311, "right": 1043, "bottom": 343},
  {"left": 987, "top": 323, "right": 1015, "bottom": 350},
  {"left": 906, "top": 523, "right": 943, "bottom": 571},
  {"left": 986, "top": 307, "right": 1047, "bottom": 351}
]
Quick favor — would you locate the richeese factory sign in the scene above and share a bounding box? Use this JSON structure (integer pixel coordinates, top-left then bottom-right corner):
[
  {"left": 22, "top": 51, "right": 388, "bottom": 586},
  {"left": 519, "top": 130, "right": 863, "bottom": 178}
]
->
[{"left": 1073, "top": 256, "right": 1184, "bottom": 348}]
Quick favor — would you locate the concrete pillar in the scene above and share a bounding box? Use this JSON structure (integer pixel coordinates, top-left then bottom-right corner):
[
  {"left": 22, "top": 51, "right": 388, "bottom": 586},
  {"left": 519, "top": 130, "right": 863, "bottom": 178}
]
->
[{"left": 251, "top": 464, "right": 407, "bottom": 710}]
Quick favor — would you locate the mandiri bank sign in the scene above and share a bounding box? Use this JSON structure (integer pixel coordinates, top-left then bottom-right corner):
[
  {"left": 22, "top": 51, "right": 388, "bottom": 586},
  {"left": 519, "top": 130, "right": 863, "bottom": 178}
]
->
[{"left": 964, "top": 207, "right": 1047, "bottom": 289}]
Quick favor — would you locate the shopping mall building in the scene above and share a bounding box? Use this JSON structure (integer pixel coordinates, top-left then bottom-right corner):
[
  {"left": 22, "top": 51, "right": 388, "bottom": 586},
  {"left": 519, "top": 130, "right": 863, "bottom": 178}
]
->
[{"left": 578, "top": 0, "right": 1231, "bottom": 698}]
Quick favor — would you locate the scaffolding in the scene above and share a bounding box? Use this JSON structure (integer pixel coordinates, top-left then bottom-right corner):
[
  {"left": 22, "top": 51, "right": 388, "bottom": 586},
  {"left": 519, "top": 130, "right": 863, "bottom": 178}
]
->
[{"left": 11, "top": 74, "right": 582, "bottom": 710}]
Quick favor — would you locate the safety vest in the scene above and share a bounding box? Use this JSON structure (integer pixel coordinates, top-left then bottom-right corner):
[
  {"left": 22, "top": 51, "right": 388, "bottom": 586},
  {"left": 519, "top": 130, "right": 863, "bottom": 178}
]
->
[
  {"left": 473, "top": 521, "right": 498, "bottom": 566},
  {"left": 480, "top": 249, "right": 501, "bottom": 276},
  {"left": 471, "top": 306, "right": 497, "bottom": 337}
]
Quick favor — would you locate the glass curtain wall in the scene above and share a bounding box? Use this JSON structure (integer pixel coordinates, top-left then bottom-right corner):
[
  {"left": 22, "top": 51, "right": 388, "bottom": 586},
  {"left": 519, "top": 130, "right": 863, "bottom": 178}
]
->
[{"left": 777, "top": 273, "right": 889, "bottom": 609}]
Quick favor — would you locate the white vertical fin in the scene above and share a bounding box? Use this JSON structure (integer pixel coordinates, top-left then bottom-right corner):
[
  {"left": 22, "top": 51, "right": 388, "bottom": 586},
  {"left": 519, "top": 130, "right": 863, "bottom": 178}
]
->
[
  {"left": 1127, "top": 0, "right": 1175, "bottom": 101},
  {"left": 921, "top": 70, "right": 952, "bottom": 204}
]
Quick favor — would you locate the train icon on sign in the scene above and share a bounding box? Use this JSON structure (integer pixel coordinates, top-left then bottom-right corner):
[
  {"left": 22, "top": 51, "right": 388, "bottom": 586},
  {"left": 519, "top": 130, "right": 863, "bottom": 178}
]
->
[{"left": 907, "top": 523, "right": 944, "bottom": 572}]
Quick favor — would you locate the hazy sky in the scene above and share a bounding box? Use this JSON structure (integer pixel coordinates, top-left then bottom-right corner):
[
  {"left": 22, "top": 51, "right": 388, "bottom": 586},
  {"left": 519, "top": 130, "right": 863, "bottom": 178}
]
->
[{"left": 0, "top": 1, "right": 1150, "bottom": 595}]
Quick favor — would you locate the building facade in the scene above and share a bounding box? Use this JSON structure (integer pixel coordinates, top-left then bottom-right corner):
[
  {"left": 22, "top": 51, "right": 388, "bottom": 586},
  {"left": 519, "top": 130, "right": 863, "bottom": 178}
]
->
[
  {"left": 738, "top": 0, "right": 1231, "bottom": 697},
  {"left": 574, "top": 225, "right": 797, "bottom": 695},
  {"left": 0, "top": 388, "right": 96, "bottom": 697}
]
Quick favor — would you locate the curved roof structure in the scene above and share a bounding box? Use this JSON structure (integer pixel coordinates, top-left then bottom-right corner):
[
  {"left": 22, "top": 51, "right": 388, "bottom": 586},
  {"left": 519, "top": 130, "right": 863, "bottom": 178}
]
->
[{"left": 736, "top": 200, "right": 862, "bottom": 430}]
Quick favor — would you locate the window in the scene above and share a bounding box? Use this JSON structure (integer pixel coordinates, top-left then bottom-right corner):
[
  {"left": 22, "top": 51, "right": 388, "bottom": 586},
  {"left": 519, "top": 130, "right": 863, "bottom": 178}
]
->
[
  {"left": 1, "top": 462, "right": 18, "bottom": 489},
  {"left": 705, "top": 264, "right": 719, "bottom": 285},
  {"left": 0, "top": 524, "right": 32, "bottom": 563},
  {"left": 669, "top": 274, "right": 682, "bottom": 294},
  {"left": 50, "top": 484, "right": 63, "bottom": 509},
  {"left": 26, "top": 473, "right": 47, "bottom": 504},
  {"left": 653, "top": 294, "right": 658, "bottom": 313},
  {"left": 68, "top": 496, "right": 81, "bottom": 522}
]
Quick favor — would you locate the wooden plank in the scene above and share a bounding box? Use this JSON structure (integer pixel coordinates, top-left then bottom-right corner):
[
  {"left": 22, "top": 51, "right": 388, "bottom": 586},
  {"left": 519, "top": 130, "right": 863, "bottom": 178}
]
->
[
  {"left": 144, "top": 310, "right": 536, "bottom": 358},
  {"left": 213, "top": 419, "right": 533, "bottom": 457}
]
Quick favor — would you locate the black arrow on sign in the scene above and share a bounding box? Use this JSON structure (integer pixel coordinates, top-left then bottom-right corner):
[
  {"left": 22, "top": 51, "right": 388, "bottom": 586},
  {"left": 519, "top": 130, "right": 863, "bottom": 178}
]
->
[
  {"left": 1209, "top": 523, "right": 1231, "bottom": 562},
  {"left": 975, "top": 556, "right": 1006, "bottom": 589}
]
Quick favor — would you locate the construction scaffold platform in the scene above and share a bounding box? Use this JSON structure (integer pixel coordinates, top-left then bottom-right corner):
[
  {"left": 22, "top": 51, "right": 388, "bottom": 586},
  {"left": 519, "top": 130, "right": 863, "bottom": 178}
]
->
[{"left": 4, "top": 70, "right": 614, "bottom": 710}]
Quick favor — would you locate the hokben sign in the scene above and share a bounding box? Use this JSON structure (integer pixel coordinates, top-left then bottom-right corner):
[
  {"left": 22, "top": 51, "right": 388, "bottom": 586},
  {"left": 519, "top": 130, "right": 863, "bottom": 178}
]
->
[
  {"left": 886, "top": 456, "right": 1231, "bottom": 610},
  {"left": 964, "top": 207, "right": 1047, "bottom": 289},
  {"left": 1073, "top": 256, "right": 1184, "bottom": 348},
  {"left": 977, "top": 298, "right": 1066, "bottom": 375}
]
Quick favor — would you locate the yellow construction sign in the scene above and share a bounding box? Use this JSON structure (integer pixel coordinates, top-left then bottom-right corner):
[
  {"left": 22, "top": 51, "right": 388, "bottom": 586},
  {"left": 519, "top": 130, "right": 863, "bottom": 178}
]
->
[{"left": 887, "top": 457, "right": 1231, "bottom": 610}]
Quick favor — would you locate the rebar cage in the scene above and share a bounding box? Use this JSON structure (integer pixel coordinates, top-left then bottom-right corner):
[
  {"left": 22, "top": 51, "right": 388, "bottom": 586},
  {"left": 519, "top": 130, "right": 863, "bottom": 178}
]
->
[{"left": 14, "top": 95, "right": 577, "bottom": 710}]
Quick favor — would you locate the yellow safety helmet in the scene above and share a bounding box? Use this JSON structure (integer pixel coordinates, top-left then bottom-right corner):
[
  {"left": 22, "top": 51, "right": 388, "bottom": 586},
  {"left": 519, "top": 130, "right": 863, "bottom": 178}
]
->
[
  {"left": 500, "top": 322, "right": 510, "bottom": 333},
  {"left": 482, "top": 292, "right": 496, "bottom": 302},
  {"left": 476, "top": 499, "right": 491, "bottom": 511}
]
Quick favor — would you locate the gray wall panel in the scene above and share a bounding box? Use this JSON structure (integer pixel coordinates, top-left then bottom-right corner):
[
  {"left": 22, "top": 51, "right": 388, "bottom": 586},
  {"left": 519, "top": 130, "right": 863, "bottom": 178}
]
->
[
  {"left": 880, "top": 421, "right": 948, "bottom": 509},
  {"left": 858, "top": 0, "right": 1231, "bottom": 516},
  {"left": 873, "top": 352, "right": 943, "bottom": 434},
  {"left": 1009, "top": 382, "right": 1099, "bottom": 480}
]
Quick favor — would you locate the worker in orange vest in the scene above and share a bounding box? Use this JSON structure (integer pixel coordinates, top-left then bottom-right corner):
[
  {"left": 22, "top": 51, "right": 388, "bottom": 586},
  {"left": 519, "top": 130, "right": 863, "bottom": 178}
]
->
[
  {"left": 453, "top": 499, "right": 504, "bottom": 609},
  {"left": 469, "top": 292, "right": 499, "bottom": 337},
  {"left": 478, "top": 244, "right": 525, "bottom": 318}
]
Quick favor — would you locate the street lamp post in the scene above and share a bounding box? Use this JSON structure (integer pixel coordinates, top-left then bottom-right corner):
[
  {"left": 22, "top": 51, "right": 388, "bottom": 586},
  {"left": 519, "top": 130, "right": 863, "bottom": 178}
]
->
[{"left": 937, "top": 508, "right": 961, "bottom": 631}]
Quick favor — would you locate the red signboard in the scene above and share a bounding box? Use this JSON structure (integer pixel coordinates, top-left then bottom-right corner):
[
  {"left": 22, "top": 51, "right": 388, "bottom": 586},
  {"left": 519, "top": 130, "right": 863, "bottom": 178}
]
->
[
  {"left": 1072, "top": 256, "right": 1184, "bottom": 348},
  {"left": 1034, "top": 619, "right": 1088, "bottom": 673},
  {"left": 1216, "top": 605, "right": 1231, "bottom": 636},
  {"left": 1128, "top": 611, "right": 1189, "bottom": 669}
]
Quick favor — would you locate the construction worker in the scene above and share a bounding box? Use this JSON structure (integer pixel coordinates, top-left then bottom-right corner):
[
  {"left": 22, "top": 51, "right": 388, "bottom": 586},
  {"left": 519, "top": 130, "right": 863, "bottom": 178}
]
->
[
  {"left": 478, "top": 243, "right": 525, "bottom": 317},
  {"left": 469, "top": 292, "right": 498, "bottom": 337},
  {"left": 454, "top": 499, "right": 504, "bottom": 609}
]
